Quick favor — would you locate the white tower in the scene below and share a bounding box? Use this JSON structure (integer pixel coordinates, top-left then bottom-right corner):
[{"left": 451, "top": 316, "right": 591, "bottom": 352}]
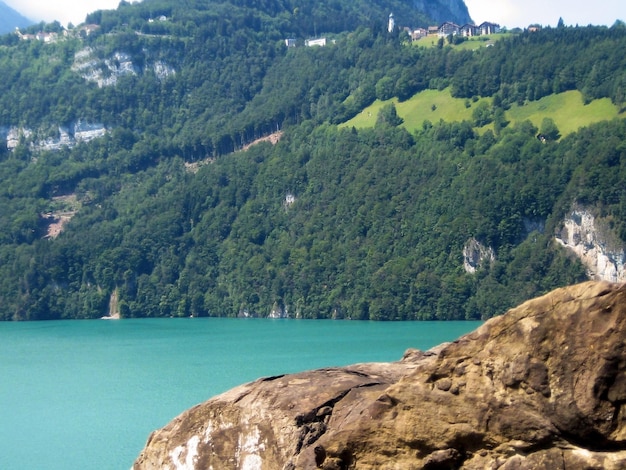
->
[{"left": 388, "top": 13, "right": 395, "bottom": 33}]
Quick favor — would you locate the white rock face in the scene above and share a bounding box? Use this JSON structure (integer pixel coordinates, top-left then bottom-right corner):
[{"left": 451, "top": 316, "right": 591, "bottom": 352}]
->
[
  {"left": 73, "top": 120, "right": 107, "bottom": 142},
  {"left": 267, "top": 302, "right": 289, "bottom": 319},
  {"left": 38, "top": 127, "right": 73, "bottom": 151},
  {"left": 463, "top": 237, "right": 495, "bottom": 273},
  {"left": 153, "top": 60, "right": 176, "bottom": 81},
  {"left": 72, "top": 48, "right": 137, "bottom": 87},
  {"left": 72, "top": 47, "right": 175, "bottom": 87},
  {"left": 3, "top": 122, "right": 106, "bottom": 152},
  {"left": 555, "top": 209, "right": 626, "bottom": 282},
  {"left": 284, "top": 193, "right": 296, "bottom": 208},
  {"left": 6, "top": 127, "right": 32, "bottom": 150},
  {"left": 26, "top": 122, "right": 107, "bottom": 152}
]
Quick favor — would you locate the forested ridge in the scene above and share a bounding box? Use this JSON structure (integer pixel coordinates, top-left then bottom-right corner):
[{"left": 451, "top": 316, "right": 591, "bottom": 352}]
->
[{"left": 0, "top": 0, "right": 624, "bottom": 320}]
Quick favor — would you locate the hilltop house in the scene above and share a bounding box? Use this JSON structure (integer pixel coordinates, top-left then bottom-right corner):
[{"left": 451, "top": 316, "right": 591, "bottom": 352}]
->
[
  {"left": 15, "top": 28, "right": 55, "bottom": 42},
  {"left": 479, "top": 22, "right": 500, "bottom": 35},
  {"left": 36, "top": 32, "right": 59, "bottom": 43},
  {"left": 15, "top": 28, "right": 36, "bottom": 41},
  {"left": 411, "top": 28, "right": 428, "bottom": 40},
  {"left": 305, "top": 38, "right": 327, "bottom": 47},
  {"left": 461, "top": 24, "right": 478, "bottom": 37},
  {"left": 148, "top": 15, "right": 168, "bottom": 23},
  {"left": 438, "top": 21, "right": 460, "bottom": 37},
  {"left": 430, "top": 21, "right": 500, "bottom": 39}
]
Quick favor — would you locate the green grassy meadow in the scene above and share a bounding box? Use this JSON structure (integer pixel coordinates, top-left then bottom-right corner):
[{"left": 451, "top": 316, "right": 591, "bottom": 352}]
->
[
  {"left": 506, "top": 91, "right": 622, "bottom": 135},
  {"left": 341, "top": 89, "right": 624, "bottom": 137},
  {"left": 412, "top": 34, "right": 512, "bottom": 50}
]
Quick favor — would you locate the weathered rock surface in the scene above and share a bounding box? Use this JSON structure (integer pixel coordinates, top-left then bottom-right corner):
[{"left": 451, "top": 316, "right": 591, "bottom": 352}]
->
[
  {"left": 556, "top": 208, "right": 626, "bottom": 283},
  {"left": 72, "top": 47, "right": 176, "bottom": 88},
  {"left": 463, "top": 237, "right": 495, "bottom": 273},
  {"left": 134, "top": 281, "right": 626, "bottom": 469}
]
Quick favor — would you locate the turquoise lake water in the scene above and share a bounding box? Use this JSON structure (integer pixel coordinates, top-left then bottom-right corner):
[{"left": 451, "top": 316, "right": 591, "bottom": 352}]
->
[{"left": 0, "top": 318, "right": 481, "bottom": 469}]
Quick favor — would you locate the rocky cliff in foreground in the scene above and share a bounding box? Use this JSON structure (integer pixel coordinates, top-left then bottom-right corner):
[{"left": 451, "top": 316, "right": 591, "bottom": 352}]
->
[{"left": 134, "top": 281, "right": 626, "bottom": 469}]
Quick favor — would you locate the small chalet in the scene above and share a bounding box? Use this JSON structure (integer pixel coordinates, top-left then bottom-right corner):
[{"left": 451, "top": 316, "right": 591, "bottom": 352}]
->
[
  {"left": 411, "top": 28, "right": 428, "bottom": 41},
  {"left": 35, "top": 32, "right": 58, "bottom": 43},
  {"left": 15, "top": 29, "right": 36, "bottom": 41},
  {"left": 479, "top": 22, "right": 500, "bottom": 35},
  {"left": 460, "top": 24, "right": 478, "bottom": 37},
  {"left": 438, "top": 22, "right": 460, "bottom": 37},
  {"left": 305, "top": 38, "right": 327, "bottom": 47}
]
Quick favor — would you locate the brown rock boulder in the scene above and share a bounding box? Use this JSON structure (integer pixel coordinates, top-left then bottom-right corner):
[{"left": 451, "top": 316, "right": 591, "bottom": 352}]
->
[{"left": 134, "top": 281, "right": 626, "bottom": 469}]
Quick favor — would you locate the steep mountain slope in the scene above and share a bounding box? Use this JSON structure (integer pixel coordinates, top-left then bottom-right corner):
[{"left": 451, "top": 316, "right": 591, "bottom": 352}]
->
[
  {"left": 0, "top": 0, "right": 624, "bottom": 321},
  {"left": 0, "top": 1, "right": 33, "bottom": 33},
  {"left": 412, "top": 0, "right": 472, "bottom": 24}
]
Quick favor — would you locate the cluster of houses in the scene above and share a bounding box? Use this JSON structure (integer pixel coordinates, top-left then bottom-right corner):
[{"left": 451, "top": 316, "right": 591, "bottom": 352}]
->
[
  {"left": 410, "top": 21, "right": 501, "bottom": 41},
  {"left": 15, "top": 16, "right": 169, "bottom": 43},
  {"left": 15, "top": 24, "right": 100, "bottom": 43},
  {"left": 18, "top": 13, "right": 500, "bottom": 48},
  {"left": 295, "top": 17, "right": 502, "bottom": 49},
  {"left": 392, "top": 12, "right": 501, "bottom": 41}
]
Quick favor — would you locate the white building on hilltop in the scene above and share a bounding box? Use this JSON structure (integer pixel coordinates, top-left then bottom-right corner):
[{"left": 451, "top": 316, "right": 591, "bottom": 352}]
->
[
  {"left": 388, "top": 13, "right": 395, "bottom": 33},
  {"left": 305, "top": 37, "right": 327, "bottom": 47}
]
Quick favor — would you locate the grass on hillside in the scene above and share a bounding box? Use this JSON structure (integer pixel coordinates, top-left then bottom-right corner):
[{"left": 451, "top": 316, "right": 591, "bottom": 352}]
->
[
  {"left": 341, "top": 90, "right": 490, "bottom": 131},
  {"left": 340, "top": 89, "right": 624, "bottom": 137},
  {"left": 506, "top": 91, "right": 622, "bottom": 136},
  {"left": 412, "top": 33, "right": 512, "bottom": 50}
]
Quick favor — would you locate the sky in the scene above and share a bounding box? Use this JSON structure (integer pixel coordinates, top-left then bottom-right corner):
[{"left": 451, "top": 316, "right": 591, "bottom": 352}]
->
[
  {"left": 464, "top": 0, "right": 625, "bottom": 29},
  {"left": 5, "top": 0, "right": 124, "bottom": 26},
  {"left": 5, "top": 0, "right": 626, "bottom": 29}
]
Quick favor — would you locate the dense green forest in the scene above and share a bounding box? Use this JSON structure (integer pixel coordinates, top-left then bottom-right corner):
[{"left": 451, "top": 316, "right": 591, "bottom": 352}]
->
[{"left": 0, "top": 0, "right": 624, "bottom": 320}]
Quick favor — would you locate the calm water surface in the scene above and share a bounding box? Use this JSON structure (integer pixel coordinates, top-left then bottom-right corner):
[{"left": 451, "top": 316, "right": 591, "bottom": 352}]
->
[{"left": 0, "top": 318, "right": 480, "bottom": 469}]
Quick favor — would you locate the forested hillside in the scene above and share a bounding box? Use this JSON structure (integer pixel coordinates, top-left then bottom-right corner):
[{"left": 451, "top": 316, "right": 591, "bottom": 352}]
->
[{"left": 0, "top": 0, "right": 625, "bottom": 320}]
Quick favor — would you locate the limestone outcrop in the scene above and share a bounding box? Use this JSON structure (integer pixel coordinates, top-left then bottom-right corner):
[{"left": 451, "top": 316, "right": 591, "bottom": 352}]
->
[
  {"left": 462, "top": 237, "right": 495, "bottom": 273},
  {"left": 72, "top": 47, "right": 176, "bottom": 88},
  {"left": 134, "top": 281, "right": 626, "bottom": 470},
  {"left": 1, "top": 122, "right": 106, "bottom": 152},
  {"left": 556, "top": 208, "right": 626, "bottom": 283}
]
